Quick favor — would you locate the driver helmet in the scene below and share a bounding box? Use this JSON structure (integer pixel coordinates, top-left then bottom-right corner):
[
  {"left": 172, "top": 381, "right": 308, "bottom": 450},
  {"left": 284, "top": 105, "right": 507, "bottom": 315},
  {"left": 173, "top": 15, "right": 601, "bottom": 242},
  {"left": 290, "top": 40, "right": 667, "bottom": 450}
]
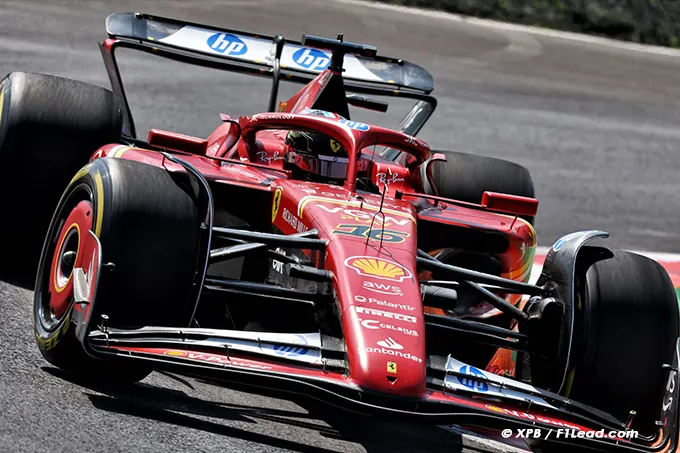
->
[{"left": 284, "top": 109, "right": 349, "bottom": 181}]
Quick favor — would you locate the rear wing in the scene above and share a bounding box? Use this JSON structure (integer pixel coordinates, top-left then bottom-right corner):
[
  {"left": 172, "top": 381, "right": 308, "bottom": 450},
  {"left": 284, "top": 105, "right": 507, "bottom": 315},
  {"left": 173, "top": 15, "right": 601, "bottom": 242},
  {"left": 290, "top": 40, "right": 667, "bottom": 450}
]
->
[{"left": 102, "top": 12, "right": 437, "bottom": 139}]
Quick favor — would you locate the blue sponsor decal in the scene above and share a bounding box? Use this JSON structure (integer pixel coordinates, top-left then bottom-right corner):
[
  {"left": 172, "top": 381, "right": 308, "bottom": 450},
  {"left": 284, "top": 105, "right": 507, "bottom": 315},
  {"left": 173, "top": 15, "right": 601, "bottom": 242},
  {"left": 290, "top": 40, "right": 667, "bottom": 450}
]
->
[
  {"left": 457, "top": 365, "right": 489, "bottom": 392},
  {"left": 272, "top": 345, "right": 309, "bottom": 357},
  {"left": 338, "top": 119, "right": 370, "bottom": 131},
  {"left": 552, "top": 238, "right": 567, "bottom": 252},
  {"left": 551, "top": 230, "right": 601, "bottom": 252},
  {"left": 207, "top": 33, "right": 247, "bottom": 56},
  {"left": 292, "top": 48, "right": 330, "bottom": 71}
]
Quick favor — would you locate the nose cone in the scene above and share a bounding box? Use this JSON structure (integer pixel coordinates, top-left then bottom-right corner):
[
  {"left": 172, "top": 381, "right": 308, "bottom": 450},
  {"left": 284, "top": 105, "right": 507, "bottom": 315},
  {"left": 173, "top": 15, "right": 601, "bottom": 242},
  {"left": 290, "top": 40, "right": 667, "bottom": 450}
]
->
[
  {"left": 297, "top": 192, "right": 427, "bottom": 398},
  {"left": 345, "top": 301, "right": 427, "bottom": 397},
  {"left": 335, "top": 253, "right": 427, "bottom": 398}
]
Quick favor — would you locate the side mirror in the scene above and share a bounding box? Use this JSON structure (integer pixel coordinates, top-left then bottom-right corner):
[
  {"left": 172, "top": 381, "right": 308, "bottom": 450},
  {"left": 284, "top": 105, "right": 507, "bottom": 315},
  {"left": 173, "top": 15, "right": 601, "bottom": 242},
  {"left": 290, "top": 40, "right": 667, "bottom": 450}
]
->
[
  {"left": 430, "top": 152, "right": 447, "bottom": 164},
  {"left": 148, "top": 129, "right": 208, "bottom": 155},
  {"left": 219, "top": 117, "right": 243, "bottom": 154},
  {"left": 422, "top": 152, "right": 447, "bottom": 196},
  {"left": 482, "top": 191, "right": 538, "bottom": 218}
]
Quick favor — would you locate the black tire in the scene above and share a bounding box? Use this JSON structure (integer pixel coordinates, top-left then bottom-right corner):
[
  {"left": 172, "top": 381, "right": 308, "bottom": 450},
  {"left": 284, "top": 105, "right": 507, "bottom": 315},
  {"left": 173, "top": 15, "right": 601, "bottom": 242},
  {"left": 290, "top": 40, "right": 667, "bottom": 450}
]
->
[
  {"left": 425, "top": 151, "right": 535, "bottom": 223},
  {"left": 34, "top": 157, "right": 201, "bottom": 382},
  {"left": 0, "top": 72, "right": 123, "bottom": 288},
  {"left": 565, "top": 250, "right": 679, "bottom": 435}
]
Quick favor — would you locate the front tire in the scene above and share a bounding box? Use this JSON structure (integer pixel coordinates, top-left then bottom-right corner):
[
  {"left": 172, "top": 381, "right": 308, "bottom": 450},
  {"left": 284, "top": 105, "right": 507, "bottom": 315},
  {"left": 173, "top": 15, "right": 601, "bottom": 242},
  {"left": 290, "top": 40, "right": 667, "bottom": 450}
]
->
[
  {"left": 34, "top": 157, "right": 201, "bottom": 382},
  {"left": 565, "top": 250, "right": 679, "bottom": 435}
]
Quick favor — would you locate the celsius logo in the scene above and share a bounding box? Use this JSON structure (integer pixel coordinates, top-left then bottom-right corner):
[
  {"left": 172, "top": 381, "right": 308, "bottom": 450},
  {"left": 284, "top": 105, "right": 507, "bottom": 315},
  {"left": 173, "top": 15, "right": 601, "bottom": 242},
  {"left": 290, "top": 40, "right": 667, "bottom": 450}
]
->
[
  {"left": 207, "top": 33, "right": 247, "bottom": 56},
  {"left": 293, "top": 48, "right": 330, "bottom": 71},
  {"left": 360, "top": 319, "right": 419, "bottom": 337}
]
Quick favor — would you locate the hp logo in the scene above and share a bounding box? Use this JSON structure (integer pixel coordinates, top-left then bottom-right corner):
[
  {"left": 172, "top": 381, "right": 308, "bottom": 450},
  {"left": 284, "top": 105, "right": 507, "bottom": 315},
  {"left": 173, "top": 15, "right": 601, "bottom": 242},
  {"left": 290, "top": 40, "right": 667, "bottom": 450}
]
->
[
  {"left": 292, "top": 48, "right": 330, "bottom": 71},
  {"left": 207, "top": 33, "right": 247, "bottom": 56},
  {"left": 338, "top": 119, "right": 370, "bottom": 131},
  {"left": 457, "top": 365, "right": 489, "bottom": 392},
  {"left": 273, "top": 345, "right": 309, "bottom": 357}
]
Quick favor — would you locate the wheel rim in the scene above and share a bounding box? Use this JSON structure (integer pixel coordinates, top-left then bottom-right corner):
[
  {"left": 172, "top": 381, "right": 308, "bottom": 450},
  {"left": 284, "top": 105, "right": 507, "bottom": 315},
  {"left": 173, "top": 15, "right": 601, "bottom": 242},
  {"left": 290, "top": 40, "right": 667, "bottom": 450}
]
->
[{"left": 43, "top": 197, "right": 94, "bottom": 324}]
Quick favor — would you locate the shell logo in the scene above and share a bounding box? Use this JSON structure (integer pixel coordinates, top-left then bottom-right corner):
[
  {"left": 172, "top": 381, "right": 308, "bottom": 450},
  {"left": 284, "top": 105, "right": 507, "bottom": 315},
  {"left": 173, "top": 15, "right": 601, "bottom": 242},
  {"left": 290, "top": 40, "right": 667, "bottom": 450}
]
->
[{"left": 344, "top": 256, "right": 413, "bottom": 282}]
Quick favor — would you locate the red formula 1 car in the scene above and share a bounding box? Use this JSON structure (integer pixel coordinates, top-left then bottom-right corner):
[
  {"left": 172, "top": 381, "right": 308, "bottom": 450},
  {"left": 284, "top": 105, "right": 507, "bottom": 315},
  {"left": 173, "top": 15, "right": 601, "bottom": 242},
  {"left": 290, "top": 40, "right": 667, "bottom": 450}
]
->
[{"left": 1, "top": 13, "right": 678, "bottom": 453}]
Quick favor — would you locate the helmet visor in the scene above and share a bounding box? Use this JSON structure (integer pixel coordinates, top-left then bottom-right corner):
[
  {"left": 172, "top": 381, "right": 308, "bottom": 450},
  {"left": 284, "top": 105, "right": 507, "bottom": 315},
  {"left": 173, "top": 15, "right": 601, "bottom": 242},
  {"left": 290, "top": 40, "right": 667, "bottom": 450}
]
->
[{"left": 285, "top": 151, "right": 348, "bottom": 180}]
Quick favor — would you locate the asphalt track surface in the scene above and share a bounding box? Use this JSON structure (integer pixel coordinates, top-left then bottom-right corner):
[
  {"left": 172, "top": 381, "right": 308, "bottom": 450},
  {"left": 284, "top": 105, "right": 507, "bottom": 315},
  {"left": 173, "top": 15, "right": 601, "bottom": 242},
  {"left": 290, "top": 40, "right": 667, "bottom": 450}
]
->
[{"left": 1, "top": 1, "right": 679, "bottom": 452}]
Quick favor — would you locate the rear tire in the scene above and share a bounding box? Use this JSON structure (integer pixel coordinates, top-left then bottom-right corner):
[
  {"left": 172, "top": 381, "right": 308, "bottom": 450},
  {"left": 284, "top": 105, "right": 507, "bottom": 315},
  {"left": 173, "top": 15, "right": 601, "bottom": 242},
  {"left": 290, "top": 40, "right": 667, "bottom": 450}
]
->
[
  {"left": 0, "top": 72, "right": 123, "bottom": 288},
  {"left": 565, "top": 250, "right": 679, "bottom": 435},
  {"left": 425, "top": 151, "right": 535, "bottom": 224},
  {"left": 34, "top": 158, "right": 201, "bottom": 382}
]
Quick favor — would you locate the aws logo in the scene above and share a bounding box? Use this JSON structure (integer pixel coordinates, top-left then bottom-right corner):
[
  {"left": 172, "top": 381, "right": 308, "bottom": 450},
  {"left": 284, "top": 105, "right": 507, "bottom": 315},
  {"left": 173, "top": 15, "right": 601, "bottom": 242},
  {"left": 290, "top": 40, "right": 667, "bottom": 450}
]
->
[{"left": 362, "top": 280, "right": 403, "bottom": 296}]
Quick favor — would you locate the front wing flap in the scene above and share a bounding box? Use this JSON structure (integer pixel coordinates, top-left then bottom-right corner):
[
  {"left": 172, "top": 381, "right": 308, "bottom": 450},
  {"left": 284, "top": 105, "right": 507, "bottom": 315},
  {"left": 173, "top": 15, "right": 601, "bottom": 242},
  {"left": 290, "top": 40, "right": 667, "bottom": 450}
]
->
[{"left": 86, "top": 331, "right": 680, "bottom": 453}]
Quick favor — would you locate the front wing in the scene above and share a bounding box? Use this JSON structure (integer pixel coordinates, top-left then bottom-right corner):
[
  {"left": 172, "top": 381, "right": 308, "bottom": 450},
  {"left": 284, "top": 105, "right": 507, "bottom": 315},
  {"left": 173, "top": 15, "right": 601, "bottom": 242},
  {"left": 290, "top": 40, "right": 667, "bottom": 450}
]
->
[{"left": 83, "top": 326, "right": 680, "bottom": 453}]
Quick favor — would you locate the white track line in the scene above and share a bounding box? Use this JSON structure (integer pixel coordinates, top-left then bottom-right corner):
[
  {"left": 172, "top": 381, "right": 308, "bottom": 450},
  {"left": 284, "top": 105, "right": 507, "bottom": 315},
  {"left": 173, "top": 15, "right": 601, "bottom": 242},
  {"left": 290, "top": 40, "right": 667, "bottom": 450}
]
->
[{"left": 335, "top": 0, "right": 680, "bottom": 58}]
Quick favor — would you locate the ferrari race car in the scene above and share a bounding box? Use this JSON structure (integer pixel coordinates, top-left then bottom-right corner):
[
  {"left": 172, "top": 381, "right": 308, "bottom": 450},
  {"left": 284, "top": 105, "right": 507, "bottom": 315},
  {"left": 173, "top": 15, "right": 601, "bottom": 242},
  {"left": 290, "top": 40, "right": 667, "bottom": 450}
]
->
[{"left": 1, "top": 12, "right": 678, "bottom": 453}]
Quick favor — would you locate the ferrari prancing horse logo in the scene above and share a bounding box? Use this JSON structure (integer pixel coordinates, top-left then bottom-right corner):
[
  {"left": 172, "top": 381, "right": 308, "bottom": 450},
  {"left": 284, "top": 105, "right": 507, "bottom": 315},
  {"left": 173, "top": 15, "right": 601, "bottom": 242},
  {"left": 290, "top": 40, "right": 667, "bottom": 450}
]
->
[{"left": 272, "top": 188, "right": 282, "bottom": 222}]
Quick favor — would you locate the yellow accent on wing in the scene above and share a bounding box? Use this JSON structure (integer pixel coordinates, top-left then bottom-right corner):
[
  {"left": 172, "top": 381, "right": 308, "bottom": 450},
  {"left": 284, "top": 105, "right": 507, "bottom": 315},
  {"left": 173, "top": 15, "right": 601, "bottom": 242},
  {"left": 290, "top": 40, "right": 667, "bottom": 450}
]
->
[
  {"left": 107, "top": 145, "right": 131, "bottom": 159},
  {"left": 114, "top": 146, "right": 130, "bottom": 158},
  {"left": 297, "top": 196, "right": 415, "bottom": 223}
]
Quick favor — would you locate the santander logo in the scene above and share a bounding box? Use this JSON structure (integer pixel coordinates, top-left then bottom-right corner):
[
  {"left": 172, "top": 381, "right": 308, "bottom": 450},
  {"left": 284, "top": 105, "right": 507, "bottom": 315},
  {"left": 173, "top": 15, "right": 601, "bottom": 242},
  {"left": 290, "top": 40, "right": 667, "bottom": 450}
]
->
[{"left": 376, "top": 337, "right": 403, "bottom": 350}]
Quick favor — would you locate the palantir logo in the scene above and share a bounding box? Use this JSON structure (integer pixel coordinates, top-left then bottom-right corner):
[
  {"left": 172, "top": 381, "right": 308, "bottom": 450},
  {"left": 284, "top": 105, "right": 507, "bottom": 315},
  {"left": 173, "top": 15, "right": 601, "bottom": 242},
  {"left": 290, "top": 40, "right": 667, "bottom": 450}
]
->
[
  {"left": 292, "top": 48, "right": 330, "bottom": 71},
  {"left": 207, "top": 33, "right": 247, "bottom": 56}
]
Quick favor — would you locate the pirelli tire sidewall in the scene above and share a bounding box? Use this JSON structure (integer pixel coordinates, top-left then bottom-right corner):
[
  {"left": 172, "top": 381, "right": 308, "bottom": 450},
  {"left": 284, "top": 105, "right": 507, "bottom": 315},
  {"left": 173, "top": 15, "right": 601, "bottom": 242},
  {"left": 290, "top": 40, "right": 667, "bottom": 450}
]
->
[
  {"left": 34, "top": 157, "right": 201, "bottom": 368},
  {"left": 33, "top": 164, "right": 98, "bottom": 366}
]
